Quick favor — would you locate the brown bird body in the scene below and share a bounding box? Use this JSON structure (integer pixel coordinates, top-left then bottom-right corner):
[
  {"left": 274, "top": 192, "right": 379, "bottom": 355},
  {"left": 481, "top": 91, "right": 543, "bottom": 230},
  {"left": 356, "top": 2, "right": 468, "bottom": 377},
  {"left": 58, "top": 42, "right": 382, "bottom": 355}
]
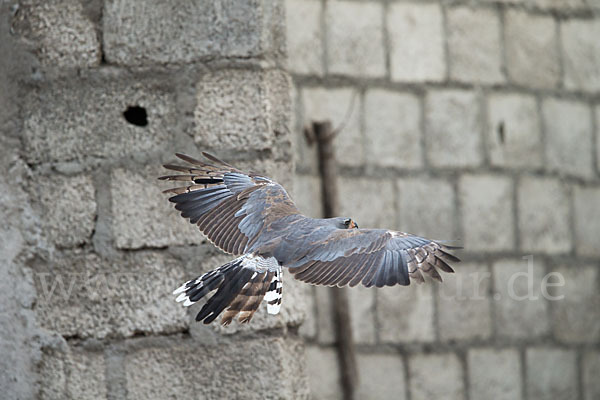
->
[{"left": 161, "top": 153, "right": 461, "bottom": 325}]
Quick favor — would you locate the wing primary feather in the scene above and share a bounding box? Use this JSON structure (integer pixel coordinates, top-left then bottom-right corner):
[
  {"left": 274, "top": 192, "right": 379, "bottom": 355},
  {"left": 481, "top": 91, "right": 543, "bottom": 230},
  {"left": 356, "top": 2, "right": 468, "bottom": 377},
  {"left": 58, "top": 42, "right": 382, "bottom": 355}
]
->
[
  {"left": 373, "top": 252, "right": 391, "bottom": 288},
  {"left": 162, "top": 164, "right": 206, "bottom": 174},
  {"left": 437, "top": 248, "right": 461, "bottom": 263},
  {"left": 373, "top": 254, "right": 390, "bottom": 288},
  {"left": 295, "top": 263, "right": 328, "bottom": 283},
  {"left": 361, "top": 254, "right": 384, "bottom": 288},
  {"left": 159, "top": 174, "right": 200, "bottom": 181},
  {"left": 197, "top": 196, "right": 234, "bottom": 230},
  {"left": 347, "top": 255, "right": 372, "bottom": 287},
  {"left": 163, "top": 184, "right": 207, "bottom": 195},
  {"left": 202, "top": 152, "right": 234, "bottom": 167},
  {"left": 232, "top": 232, "right": 250, "bottom": 256},
  {"left": 386, "top": 251, "right": 401, "bottom": 286},
  {"left": 307, "top": 259, "right": 339, "bottom": 285},
  {"left": 221, "top": 214, "right": 244, "bottom": 253},
  {"left": 176, "top": 153, "right": 212, "bottom": 166},
  {"left": 327, "top": 257, "right": 361, "bottom": 286},
  {"left": 204, "top": 198, "right": 237, "bottom": 233},
  {"left": 334, "top": 256, "right": 363, "bottom": 287},
  {"left": 318, "top": 259, "right": 349, "bottom": 286},
  {"left": 179, "top": 193, "right": 231, "bottom": 219},
  {"left": 170, "top": 185, "right": 228, "bottom": 203},
  {"left": 434, "top": 255, "right": 455, "bottom": 273},
  {"left": 211, "top": 203, "right": 244, "bottom": 249}
]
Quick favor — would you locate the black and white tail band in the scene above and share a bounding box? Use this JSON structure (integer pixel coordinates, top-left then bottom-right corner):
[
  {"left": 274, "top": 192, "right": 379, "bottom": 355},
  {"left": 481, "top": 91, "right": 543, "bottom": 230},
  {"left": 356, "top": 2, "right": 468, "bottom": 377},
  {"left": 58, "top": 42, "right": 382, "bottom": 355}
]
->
[{"left": 173, "top": 254, "right": 282, "bottom": 325}]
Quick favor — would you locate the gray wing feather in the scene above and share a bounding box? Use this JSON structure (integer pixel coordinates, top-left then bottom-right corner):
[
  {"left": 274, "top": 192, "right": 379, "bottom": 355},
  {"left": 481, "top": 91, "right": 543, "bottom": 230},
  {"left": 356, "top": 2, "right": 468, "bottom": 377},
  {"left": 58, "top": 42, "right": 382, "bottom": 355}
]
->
[
  {"left": 285, "top": 228, "right": 460, "bottom": 288},
  {"left": 160, "top": 153, "right": 300, "bottom": 255}
]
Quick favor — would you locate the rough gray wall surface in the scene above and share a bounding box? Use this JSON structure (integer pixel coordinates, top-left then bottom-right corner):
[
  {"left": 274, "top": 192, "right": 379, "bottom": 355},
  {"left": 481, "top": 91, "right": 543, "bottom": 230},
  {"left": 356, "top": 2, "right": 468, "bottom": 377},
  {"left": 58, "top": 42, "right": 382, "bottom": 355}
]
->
[
  {"left": 0, "top": 0, "right": 308, "bottom": 399},
  {"left": 286, "top": 1, "right": 600, "bottom": 399}
]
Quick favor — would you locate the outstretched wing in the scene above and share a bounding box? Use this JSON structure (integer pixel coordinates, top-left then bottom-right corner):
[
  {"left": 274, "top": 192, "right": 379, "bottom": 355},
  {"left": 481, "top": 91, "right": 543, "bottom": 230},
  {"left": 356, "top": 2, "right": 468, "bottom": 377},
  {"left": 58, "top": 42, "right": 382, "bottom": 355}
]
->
[
  {"left": 285, "top": 228, "right": 460, "bottom": 287},
  {"left": 160, "top": 153, "right": 299, "bottom": 255}
]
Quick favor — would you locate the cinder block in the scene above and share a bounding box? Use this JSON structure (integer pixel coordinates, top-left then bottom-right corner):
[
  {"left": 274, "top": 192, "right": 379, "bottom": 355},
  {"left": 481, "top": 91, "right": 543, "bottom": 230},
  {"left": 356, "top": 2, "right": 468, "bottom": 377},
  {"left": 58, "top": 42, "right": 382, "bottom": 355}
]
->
[
  {"left": 124, "top": 337, "right": 309, "bottom": 399},
  {"left": 425, "top": 90, "right": 483, "bottom": 168},
  {"left": 561, "top": 19, "right": 600, "bottom": 92},
  {"left": 112, "top": 166, "right": 202, "bottom": 249},
  {"left": 315, "top": 286, "right": 335, "bottom": 345},
  {"left": 526, "top": 348, "right": 577, "bottom": 400},
  {"left": 357, "top": 353, "right": 406, "bottom": 400},
  {"left": 236, "top": 158, "right": 294, "bottom": 193},
  {"left": 0, "top": 149, "right": 38, "bottom": 399},
  {"left": 574, "top": 186, "right": 600, "bottom": 256},
  {"left": 22, "top": 78, "right": 175, "bottom": 166},
  {"left": 306, "top": 346, "right": 341, "bottom": 400},
  {"left": 377, "top": 284, "right": 435, "bottom": 343},
  {"left": 103, "top": 0, "right": 284, "bottom": 65},
  {"left": 364, "top": 89, "right": 422, "bottom": 169},
  {"left": 348, "top": 287, "right": 376, "bottom": 344},
  {"left": 397, "top": 177, "right": 456, "bottom": 240},
  {"left": 551, "top": 265, "right": 600, "bottom": 343},
  {"left": 285, "top": 0, "right": 323, "bottom": 75},
  {"left": 597, "top": 106, "right": 600, "bottom": 174},
  {"left": 460, "top": 174, "right": 514, "bottom": 251},
  {"left": 298, "top": 285, "right": 317, "bottom": 340},
  {"left": 492, "top": 259, "right": 549, "bottom": 338},
  {"left": 301, "top": 87, "right": 363, "bottom": 167},
  {"left": 264, "top": 70, "right": 294, "bottom": 151},
  {"left": 33, "top": 251, "right": 187, "bottom": 339},
  {"left": 517, "top": 176, "right": 572, "bottom": 254},
  {"left": 338, "top": 177, "right": 396, "bottom": 231},
  {"left": 326, "top": 1, "right": 385, "bottom": 77},
  {"left": 531, "top": 0, "right": 586, "bottom": 9},
  {"left": 12, "top": 0, "right": 100, "bottom": 68},
  {"left": 37, "top": 175, "right": 96, "bottom": 248},
  {"left": 583, "top": 351, "right": 600, "bottom": 400},
  {"left": 274, "top": 273, "right": 309, "bottom": 331},
  {"left": 292, "top": 85, "right": 319, "bottom": 174},
  {"left": 505, "top": 10, "right": 559, "bottom": 89},
  {"left": 468, "top": 348, "right": 522, "bottom": 400},
  {"left": 438, "top": 263, "right": 492, "bottom": 341},
  {"left": 542, "top": 98, "right": 593, "bottom": 179},
  {"left": 39, "top": 346, "right": 106, "bottom": 400},
  {"left": 387, "top": 3, "right": 445, "bottom": 82},
  {"left": 447, "top": 7, "right": 503, "bottom": 84},
  {"left": 194, "top": 69, "right": 290, "bottom": 153},
  {"left": 292, "top": 174, "right": 322, "bottom": 218},
  {"left": 408, "top": 353, "right": 464, "bottom": 400},
  {"left": 477, "top": 0, "right": 524, "bottom": 3},
  {"left": 487, "top": 93, "right": 543, "bottom": 168}
]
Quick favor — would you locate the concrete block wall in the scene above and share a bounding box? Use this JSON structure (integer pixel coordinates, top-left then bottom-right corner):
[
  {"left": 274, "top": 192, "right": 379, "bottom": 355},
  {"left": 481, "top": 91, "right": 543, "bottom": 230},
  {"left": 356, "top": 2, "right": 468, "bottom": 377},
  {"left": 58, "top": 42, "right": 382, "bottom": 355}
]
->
[
  {"left": 1, "top": 1, "right": 308, "bottom": 399},
  {"left": 287, "top": 0, "right": 600, "bottom": 399}
]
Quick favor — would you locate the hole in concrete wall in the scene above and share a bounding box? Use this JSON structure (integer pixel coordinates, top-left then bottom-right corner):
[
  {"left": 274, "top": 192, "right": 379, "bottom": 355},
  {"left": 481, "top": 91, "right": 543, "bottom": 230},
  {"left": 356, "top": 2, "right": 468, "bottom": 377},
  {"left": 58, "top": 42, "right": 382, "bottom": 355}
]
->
[
  {"left": 497, "top": 121, "right": 505, "bottom": 144},
  {"left": 123, "top": 106, "right": 148, "bottom": 127}
]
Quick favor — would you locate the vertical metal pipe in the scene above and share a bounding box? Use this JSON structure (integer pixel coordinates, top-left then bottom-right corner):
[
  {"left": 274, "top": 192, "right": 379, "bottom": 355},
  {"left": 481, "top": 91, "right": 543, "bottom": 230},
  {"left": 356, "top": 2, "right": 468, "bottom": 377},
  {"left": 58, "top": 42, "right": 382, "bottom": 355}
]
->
[{"left": 311, "top": 121, "right": 358, "bottom": 400}]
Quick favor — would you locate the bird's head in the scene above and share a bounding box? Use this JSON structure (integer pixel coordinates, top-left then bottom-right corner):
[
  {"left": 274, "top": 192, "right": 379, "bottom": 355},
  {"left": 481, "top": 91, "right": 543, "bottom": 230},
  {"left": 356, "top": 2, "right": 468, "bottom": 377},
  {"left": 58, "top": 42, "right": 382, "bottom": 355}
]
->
[{"left": 332, "top": 217, "right": 359, "bottom": 230}]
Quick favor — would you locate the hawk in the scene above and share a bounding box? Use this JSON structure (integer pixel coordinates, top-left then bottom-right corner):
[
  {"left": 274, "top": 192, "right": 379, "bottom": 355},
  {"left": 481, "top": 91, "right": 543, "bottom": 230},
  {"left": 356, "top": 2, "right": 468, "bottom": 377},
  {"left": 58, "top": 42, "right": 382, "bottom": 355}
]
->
[{"left": 160, "top": 153, "right": 460, "bottom": 325}]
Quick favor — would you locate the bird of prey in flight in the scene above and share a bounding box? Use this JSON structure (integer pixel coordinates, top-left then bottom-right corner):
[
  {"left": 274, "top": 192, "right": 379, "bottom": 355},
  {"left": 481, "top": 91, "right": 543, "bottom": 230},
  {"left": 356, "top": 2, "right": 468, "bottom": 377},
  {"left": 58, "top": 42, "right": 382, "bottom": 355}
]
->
[{"left": 160, "top": 153, "right": 460, "bottom": 325}]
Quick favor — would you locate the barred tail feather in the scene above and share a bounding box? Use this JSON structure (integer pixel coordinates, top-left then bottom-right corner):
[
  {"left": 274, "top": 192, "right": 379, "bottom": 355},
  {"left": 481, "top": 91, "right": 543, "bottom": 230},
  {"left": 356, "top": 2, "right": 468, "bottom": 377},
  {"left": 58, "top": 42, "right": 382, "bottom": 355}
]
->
[
  {"left": 173, "top": 255, "right": 282, "bottom": 325},
  {"left": 221, "top": 270, "right": 274, "bottom": 325},
  {"left": 264, "top": 269, "right": 283, "bottom": 315}
]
